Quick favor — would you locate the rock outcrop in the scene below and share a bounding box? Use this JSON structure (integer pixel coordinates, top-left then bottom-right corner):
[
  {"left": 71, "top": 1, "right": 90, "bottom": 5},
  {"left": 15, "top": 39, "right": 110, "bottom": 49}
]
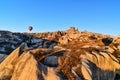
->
[
  {"left": 0, "top": 43, "right": 120, "bottom": 80},
  {"left": 0, "top": 54, "right": 7, "bottom": 62},
  {"left": 0, "top": 31, "right": 28, "bottom": 54},
  {"left": 0, "top": 43, "right": 60, "bottom": 80},
  {"left": 44, "top": 56, "right": 58, "bottom": 67},
  {"left": 0, "top": 31, "right": 57, "bottom": 56},
  {"left": 0, "top": 27, "right": 120, "bottom": 80},
  {"left": 56, "top": 48, "right": 120, "bottom": 80}
]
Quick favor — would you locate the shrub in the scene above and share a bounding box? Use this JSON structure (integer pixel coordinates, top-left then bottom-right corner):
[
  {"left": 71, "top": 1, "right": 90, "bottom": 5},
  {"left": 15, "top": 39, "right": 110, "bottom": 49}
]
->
[{"left": 112, "top": 42, "right": 119, "bottom": 48}]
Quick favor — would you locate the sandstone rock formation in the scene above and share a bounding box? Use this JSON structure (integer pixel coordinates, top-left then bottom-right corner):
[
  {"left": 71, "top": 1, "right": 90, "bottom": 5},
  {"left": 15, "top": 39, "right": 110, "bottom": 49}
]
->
[
  {"left": 0, "top": 31, "right": 57, "bottom": 55},
  {"left": 0, "top": 31, "right": 28, "bottom": 54},
  {"left": 0, "top": 43, "right": 120, "bottom": 80},
  {"left": 56, "top": 48, "right": 120, "bottom": 80},
  {"left": 0, "top": 27, "right": 120, "bottom": 80},
  {"left": 0, "top": 43, "right": 60, "bottom": 80}
]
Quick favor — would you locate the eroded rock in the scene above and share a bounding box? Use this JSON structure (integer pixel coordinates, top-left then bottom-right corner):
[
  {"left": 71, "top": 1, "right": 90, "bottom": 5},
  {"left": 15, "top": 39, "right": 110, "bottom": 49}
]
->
[{"left": 44, "top": 56, "right": 58, "bottom": 67}]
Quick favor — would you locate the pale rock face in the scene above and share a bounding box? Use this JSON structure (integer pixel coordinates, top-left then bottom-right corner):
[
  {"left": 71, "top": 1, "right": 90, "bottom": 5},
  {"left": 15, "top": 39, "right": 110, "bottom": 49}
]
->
[
  {"left": 42, "top": 68, "right": 60, "bottom": 80},
  {"left": 0, "top": 45, "right": 120, "bottom": 80},
  {"left": 0, "top": 43, "right": 60, "bottom": 80},
  {"left": 80, "top": 51, "right": 120, "bottom": 80},
  {"left": 0, "top": 43, "right": 24, "bottom": 79},
  {"left": 66, "top": 26, "right": 79, "bottom": 34},
  {"left": 67, "top": 33, "right": 80, "bottom": 40},
  {"left": 59, "top": 38, "right": 69, "bottom": 44},
  {"left": 118, "top": 45, "right": 120, "bottom": 50},
  {"left": 108, "top": 47, "right": 114, "bottom": 53},
  {"left": 0, "top": 29, "right": 120, "bottom": 80},
  {"left": 56, "top": 48, "right": 120, "bottom": 80},
  {"left": 11, "top": 51, "right": 42, "bottom": 80},
  {"left": 39, "top": 62, "right": 60, "bottom": 80},
  {"left": 0, "top": 44, "right": 23, "bottom": 67}
]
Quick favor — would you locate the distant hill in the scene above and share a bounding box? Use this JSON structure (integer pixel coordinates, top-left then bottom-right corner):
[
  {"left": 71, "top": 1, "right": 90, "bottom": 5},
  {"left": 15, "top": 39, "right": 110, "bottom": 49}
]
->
[{"left": 0, "top": 30, "right": 11, "bottom": 33}]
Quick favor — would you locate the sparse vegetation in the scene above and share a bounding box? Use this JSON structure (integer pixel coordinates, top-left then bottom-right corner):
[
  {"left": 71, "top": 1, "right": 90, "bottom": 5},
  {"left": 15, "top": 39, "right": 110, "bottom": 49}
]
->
[
  {"left": 113, "top": 42, "right": 119, "bottom": 48},
  {"left": 0, "top": 27, "right": 120, "bottom": 80},
  {"left": 112, "top": 50, "right": 120, "bottom": 62},
  {"left": 89, "top": 34, "right": 97, "bottom": 40}
]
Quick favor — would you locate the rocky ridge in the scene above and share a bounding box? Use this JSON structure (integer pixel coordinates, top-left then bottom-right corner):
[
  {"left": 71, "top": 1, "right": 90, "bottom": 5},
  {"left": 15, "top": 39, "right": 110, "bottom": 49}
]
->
[
  {"left": 0, "top": 27, "right": 120, "bottom": 80},
  {"left": 0, "top": 43, "right": 120, "bottom": 80}
]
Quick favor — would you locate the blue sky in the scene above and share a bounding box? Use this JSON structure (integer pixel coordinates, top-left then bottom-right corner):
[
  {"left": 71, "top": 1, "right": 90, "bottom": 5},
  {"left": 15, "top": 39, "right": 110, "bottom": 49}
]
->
[{"left": 0, "top": 0, "right": 120, "bottom": 35}]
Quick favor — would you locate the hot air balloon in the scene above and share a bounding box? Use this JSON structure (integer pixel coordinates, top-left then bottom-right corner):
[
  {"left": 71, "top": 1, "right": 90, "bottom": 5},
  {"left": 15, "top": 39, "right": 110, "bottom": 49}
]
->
[
  {"left": 27, "top": 26, "right": 33, "bottom": 46},
  {"left": 28, "top": 26, "right": 33, "bottom": 31}
]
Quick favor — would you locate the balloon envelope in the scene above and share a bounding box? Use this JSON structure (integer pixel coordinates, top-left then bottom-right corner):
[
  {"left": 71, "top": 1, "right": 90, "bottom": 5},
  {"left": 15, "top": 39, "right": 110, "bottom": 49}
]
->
[{"left": 28, "top": 26, "right": 33, "bottom": 31}]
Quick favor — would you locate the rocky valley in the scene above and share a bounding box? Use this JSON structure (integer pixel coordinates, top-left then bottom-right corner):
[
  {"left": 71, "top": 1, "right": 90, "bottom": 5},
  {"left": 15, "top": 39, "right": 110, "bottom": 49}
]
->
[{"left": 0, "top": 27, "right": 120, "bottom": 80}]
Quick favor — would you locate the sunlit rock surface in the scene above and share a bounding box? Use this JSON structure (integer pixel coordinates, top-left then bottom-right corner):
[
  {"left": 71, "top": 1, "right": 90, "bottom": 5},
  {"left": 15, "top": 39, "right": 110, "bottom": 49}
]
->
[{"left": 0, "top": 27, "right": 120, "bottom": 80}]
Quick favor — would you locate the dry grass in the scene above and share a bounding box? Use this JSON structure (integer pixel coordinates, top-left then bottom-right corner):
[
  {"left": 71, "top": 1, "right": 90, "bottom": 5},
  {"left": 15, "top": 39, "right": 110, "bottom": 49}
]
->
[
  {"left": 112, "top": 50, "right": 120, "bottom": 63},
  {"left": 31, "top": 30, "right": 120, "bottom": 79},
  {"left": 56, "top": 48, "right": 102, "bottom": 80}
]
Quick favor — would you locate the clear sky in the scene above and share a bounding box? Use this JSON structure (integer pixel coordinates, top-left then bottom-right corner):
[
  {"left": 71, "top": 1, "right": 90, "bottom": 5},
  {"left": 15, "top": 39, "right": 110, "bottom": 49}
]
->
[{"left": 0, "top": 0, "right": 120, "bottom": 35}]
